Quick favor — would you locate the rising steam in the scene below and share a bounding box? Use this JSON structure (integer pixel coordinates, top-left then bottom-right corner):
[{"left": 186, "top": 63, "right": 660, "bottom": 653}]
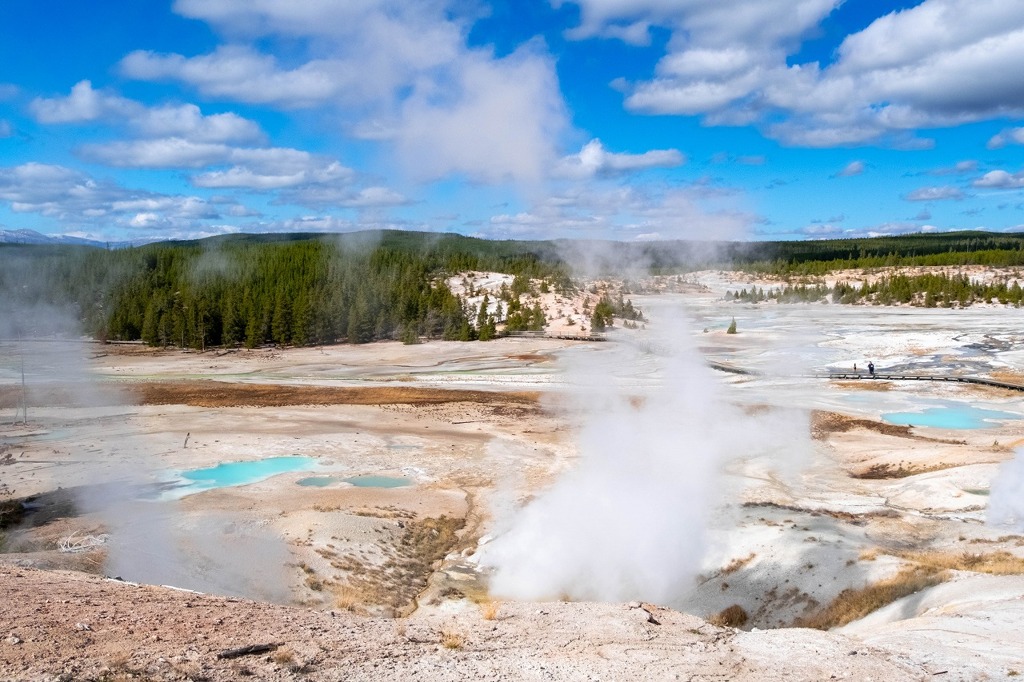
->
[
  {"left": 988, "top": 447, "right": 1024, "bottom": 530},
  {"left": 1, "top": 254, "right": 291, "bottom": 601},
  {"left": 480, "top": 301, "right": 808, "bottom": 604}
]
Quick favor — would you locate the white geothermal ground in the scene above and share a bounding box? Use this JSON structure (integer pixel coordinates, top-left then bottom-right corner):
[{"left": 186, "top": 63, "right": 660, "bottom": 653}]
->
[{"left": 2, "top": 270, "right": 1024, "bottom": 679}]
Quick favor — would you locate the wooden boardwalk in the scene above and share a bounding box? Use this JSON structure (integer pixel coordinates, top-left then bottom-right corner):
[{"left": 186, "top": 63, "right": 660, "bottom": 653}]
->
[
  {"left": 704, "top": 361, "right": 1024, "bottom": 391},
  {"left": 810, "top": 371, "right": 1024, "bottom": 392}
]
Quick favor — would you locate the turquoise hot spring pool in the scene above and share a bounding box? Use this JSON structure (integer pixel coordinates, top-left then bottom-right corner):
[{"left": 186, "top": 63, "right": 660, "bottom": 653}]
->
[
  {"left": 882, "top": 404, "right": 1020, "bottom": 430},
  {"left": 174, "top": 455, "right": 319, "bottom": 494}
]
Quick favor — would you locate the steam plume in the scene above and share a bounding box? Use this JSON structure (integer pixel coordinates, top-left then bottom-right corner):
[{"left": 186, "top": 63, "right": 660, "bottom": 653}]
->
[
  {"left": 481, "top": 301, "right": 808, "bottom": 603},
  {"left": 988, "top": 447, "right": 1024, "bottom": 530}
]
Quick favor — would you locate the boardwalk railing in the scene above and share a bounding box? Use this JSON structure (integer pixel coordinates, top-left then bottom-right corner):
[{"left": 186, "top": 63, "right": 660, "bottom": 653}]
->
[
  {"left": 706, "top": 362, "right": 1024, "bottom": 392},
  {"left": 809, "top": 371, "right": 1024, "bottom": 392}
]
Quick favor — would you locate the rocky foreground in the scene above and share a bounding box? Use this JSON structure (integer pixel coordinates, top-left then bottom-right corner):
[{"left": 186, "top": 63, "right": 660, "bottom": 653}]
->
[{"left": 0, "top": 566, "right": 935, "bottom": 682}]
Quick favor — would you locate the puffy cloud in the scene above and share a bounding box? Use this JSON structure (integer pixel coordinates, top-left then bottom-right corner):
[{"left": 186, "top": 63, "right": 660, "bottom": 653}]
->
[
  {"left": 790, "top": 220, "right": 940, "bottom": 239},
  {"left": 81, "top": 138, "right": 233, "bottom": 169},
  {"left": 902, "top": 185, "right": 965, "bottom": 201},
  {"left": 577, "top": 0, "right": 1024, "bottom": 146},
  {"left": 30, "top": 80, "right": 136, "bottom": 123},
  {"left": 561, "top": 0, "right": 839, "bottom": 47},
  {"left": 31, "top": 80, "right": 264, "bottom": 145},
  {"left": 81, "top": 138, "right": 354, "bottom": 190},
  {"left": 193, "top": 149, "right": 354, "bottom": 188},
  {"left": 123, "top": 1, "right": 570, "bottom": 185},
  {"left": 132, "top": 103, "right": 263, "bottom": 144},
  {"left": 121, "top": 47, "right": 343, "bottom": 108},
  {"left": 988, "top": 128, "right": 1024, "bottom": 149},
  {"left": 335, "top": 187, "right": 412, "bottom": 208},
  {"left": 835, "top": 161, "right": 865, "bottom": 177},
  {"left": 973, "top": 170, "right": 1024, "bottom": 189},
  {"left": 390, "top": 44, "right": 567, "bottom": 184},
  {"left": 554, "top": 139, "right": 684, "bottom": 179},
  {"left": 0, "top": 162, "right": 245, "bottom": 231}
]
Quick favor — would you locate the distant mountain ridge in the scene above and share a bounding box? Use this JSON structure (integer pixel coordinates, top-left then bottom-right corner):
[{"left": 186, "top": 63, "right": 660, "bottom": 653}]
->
[{"left": 0, "top": 229, "right": 144, "bottom": 248}]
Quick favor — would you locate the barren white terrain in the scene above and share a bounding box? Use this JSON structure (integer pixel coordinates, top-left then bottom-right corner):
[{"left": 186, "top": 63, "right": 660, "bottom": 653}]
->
[{"left": 2, "top": 271, "right": 1024, "bottom": 681}]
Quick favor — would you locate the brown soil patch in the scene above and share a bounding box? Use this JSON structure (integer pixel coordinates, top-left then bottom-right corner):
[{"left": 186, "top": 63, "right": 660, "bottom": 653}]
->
[
  {"left": 508, "top": 353, "right": 548, "bottom": 362},
  {"left": 137, "top": 383, "right": 539, "bottom": 409},
  {"left": 810, "top": 411, "right": 964, "bottom": 444},
  {"left": 851, "top": 462, "right": 960, "bottom": 480},
  {"left": 834, "top": 381, "right": 891, "bottom": 392},
  {"left": 811, "top": 411, "right": 914, "bottom": 439},
  {"left": 1, "top": 383, "right": 540, "bottom": 409}
]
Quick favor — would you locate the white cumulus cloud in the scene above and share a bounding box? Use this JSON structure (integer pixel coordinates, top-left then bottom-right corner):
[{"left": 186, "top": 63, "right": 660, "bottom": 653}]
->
[
  {"left": 122, "top": 1, "right": 571, "bottom": 185},
  {"left": 0, "top": 162, "right": 248, "bottom": 231},
  {"left": 973, "top": 170, "right": 1024, "bottom": 189},
  {"left": 573, "top": 0, "right": 1024, "bottom": 147},
  {"left": 555, "top": 139, "right": 685, "bottom": 179}
]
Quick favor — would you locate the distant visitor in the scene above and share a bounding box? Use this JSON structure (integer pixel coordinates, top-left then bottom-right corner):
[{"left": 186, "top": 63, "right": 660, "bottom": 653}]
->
[{"left": 868, "top": 361, "right": 875, "bottom": 376}]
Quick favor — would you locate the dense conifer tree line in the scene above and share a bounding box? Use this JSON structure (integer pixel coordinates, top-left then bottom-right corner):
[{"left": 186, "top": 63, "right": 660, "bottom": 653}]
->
[
  {"left": 5, "top": 229, "right": 1024, "bottom": 346},
  {"left": 0, "top": 233, "right": 570, "bottom": 348},
  {"left": 728, "top": 273, "right": 1024, "bottom": 307}
]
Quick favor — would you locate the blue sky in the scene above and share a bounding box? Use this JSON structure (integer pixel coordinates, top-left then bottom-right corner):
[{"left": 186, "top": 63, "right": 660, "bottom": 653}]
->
[{"left": 1, "top": 0, "right": 1023, "bottom": 243}]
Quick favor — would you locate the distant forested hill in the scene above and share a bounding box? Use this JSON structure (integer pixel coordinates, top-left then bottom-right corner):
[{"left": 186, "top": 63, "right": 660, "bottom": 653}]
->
[
  {"left": 0, "top": 232, "right": 571, "bottom": 348},
  {"left": 2, "top": 229, "right": 1023, "bottom": 348}
]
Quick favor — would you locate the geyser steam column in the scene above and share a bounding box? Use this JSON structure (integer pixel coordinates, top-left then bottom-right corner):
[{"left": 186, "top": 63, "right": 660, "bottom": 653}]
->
[
  {"left": 480, "top": 301, "right": 802, "bottom": 604},
  {"left": 988, "top": 447, "right": 1024, "bottom": 531}
]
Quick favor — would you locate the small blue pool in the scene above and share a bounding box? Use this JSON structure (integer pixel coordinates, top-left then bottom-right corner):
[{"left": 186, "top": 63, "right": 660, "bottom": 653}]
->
[
  {"left": 883, "top": 404, "right": 1020, "bottom": 429},
  {"left": 175, "top": 455, "right": 318, "bottom": 494}
]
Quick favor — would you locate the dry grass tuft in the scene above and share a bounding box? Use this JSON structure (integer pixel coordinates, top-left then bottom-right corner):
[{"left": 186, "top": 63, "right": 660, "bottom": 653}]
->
[
  {"left": 332, "top": 583, "right": 361, "bottom": 612},
  {"left": 440, "top": 628, "right": 464, "bottom": 649},
  {"left": 708, "top": 604, "right": 749, "bottom": 628},
  {"left": 859, "top": 548, "right": 880, "bottom": 562},
  {"left": 271, "top": 648, "right": 295, "bottom": 666},
  {"left": 794, "top": 566, "right": 947, "bottom": 630},
  {"left": 721, "top": 553, "right": 756, "bottom": 575},
  {"left": 898, "top": 550, "right": 1024, "bottom": 575},
  {"left": 969, "top": 535, "right": 1024, "bottom": 546},
  {"left": 479, "top": 600, "right": 501, "bottom": 621}
]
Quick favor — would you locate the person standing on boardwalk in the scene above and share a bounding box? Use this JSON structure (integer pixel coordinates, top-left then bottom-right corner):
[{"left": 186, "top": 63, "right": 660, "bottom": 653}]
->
[{"left": 868, "top": 361, "right": 875, "bottom": 376}]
